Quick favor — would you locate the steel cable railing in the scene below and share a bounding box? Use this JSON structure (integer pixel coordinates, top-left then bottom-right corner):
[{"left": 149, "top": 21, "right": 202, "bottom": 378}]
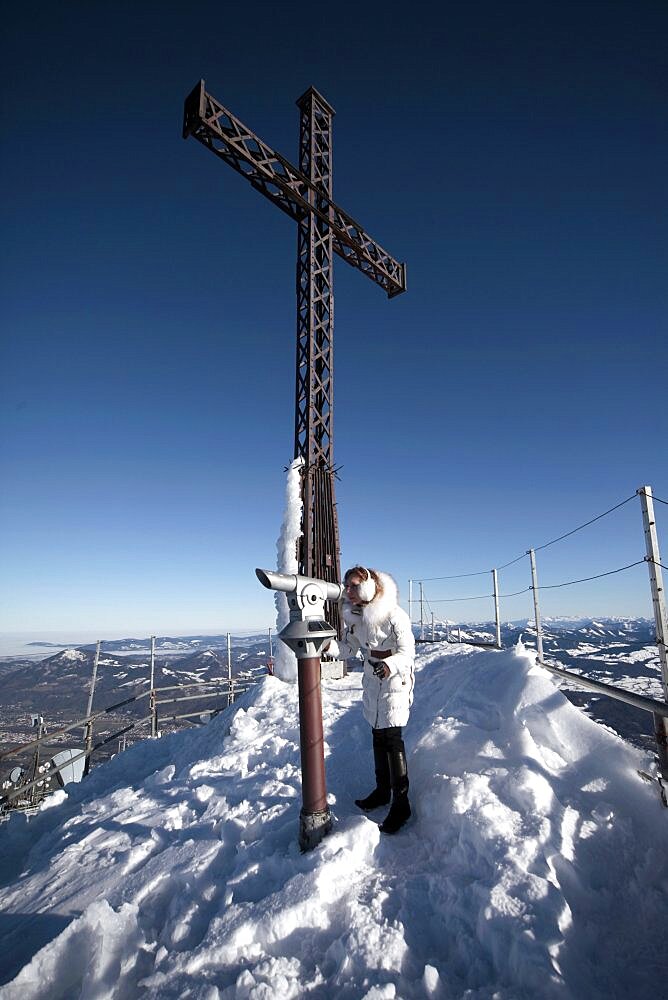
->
[{"left": 409, "top": 486, "right": 668, "bottom": 794}]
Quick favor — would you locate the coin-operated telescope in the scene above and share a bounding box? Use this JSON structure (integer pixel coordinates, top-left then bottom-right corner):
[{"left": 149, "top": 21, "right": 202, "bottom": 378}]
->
[
  {"left": 255, "top": 569, "right": 343, "bottom": 658},
  {"left": 256, "top": 568, "right": 344, "bottom": 851}
]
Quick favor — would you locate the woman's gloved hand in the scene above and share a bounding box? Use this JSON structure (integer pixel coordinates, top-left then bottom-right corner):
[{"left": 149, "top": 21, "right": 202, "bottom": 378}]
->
[{"left": 370, "top": 659, "right": 390, "bottom": 679}]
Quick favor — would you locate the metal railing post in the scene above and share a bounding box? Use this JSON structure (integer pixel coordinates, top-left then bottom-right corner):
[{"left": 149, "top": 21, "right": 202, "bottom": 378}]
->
[
  {"left": 408, "top": 578, "right": 413, "bottom": 626},
  {"left": 83, "top": 639, "right": 101, "bottom": 775},
  {"left": 492, "top": 568, "right": 501, "bottom": 648},
  {"left": 431, "top": 612, "right": 435, "bottom": 640},
  {"left": 84, "top": 640, "right": 101, "bottom": 720},
  {"left": 30, "top": 716, "right": 44, "bottom": 807},
  {"left": 528, "top": 548, "right": 544, "bottom": 661},
  {"left": 227, "top": 632, "right": 233, "bottom": 706},
  {"left": 83, "top": 721, "right": 93, "bottom": 777},
  {"left": 419, "top": 582, "right": 424, "bottom": 640},
  {"left": 638, "top": 485, "right": 668, "bottom": 778},
  {"left": 150, "top": 636, "right": 158, "bottom": 738}
]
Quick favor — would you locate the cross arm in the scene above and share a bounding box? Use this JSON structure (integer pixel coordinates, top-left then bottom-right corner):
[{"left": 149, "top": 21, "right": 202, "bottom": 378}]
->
[{"left": 183, "top": 81, "right": 406, "bottom": 299}]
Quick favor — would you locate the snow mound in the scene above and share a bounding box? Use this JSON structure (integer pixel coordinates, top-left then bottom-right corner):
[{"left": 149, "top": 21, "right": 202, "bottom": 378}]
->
[{"left": 0, "top": 644, "right": 667, "bottom": 998}]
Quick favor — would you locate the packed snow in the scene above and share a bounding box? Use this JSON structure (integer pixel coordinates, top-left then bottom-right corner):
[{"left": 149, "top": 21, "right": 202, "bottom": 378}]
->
[
  {"left": 58, "top": 649, "right": 87, "bottom": 662},
  {"left": 1, "top": 641, "right": 667, "bottom": 999}
]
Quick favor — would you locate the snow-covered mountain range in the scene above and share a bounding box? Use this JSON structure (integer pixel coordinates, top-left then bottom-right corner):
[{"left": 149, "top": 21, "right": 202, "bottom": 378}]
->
[
  {"left": 0, "top": 618, "right": 661, "bottom": 762},
  {"left": 0, "top": 638, "right": 273, "bottom": 716}
]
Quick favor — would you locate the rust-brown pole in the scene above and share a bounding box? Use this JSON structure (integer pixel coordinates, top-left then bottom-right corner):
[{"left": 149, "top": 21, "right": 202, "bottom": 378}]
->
[
  {"left": 297, "top": 655, "right": 332, "bottom": 849},
  {"left": 298, "top": 657, "right": 328, "bottom": 812}
]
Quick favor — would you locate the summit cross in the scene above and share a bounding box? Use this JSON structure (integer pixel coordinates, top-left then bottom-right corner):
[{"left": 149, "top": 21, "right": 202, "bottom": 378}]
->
[{"left": 183, "top": 82, "right": 406, "bottom": 611}]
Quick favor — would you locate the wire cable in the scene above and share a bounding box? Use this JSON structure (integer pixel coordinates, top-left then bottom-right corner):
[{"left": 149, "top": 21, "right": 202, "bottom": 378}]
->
[
  {"left": 416, "top": 569, "right": 492, "bottom": 581},
  {"left": 498, "top": 586, "right": 533, "bottom": 599},
  {"left": 497, "top": 552, "right": 527, "bottom": 571},
  {"left": 428, "top": 593, "right": 493, "bottom": 604},
  {"left": 646, "top": 557, "right": 668, "bottom": 573},
  {"left": 413, "top": 492, "right": 638, "bottom": 583},
  {"left": 536, "top": 559, "right": 645, "bottom": 590},
  {"left": 651, "top": 494, "right": 668, "bottom": 507},
  {"left": 534, "top": 493, "right": 637, "bottom": 553}
]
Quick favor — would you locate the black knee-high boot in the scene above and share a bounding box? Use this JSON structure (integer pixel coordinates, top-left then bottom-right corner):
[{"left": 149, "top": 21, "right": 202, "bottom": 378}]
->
[
  {"left": 355, "top": 732, "right": 391, "bottom": 811},
  {"left": 379, "top": 746, "right": 411, "bottom": 834}
]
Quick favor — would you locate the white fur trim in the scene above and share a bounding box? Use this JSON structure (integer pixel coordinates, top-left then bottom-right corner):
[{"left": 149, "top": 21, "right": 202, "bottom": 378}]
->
[
  {"left": 356, "top": 569, "right": 377, "bottom": 603},
  {"left": 341, "top": 571, "right": 400, "bottom": 626},
  {"left": 360, "top": 572, "right": 399, "bottom": 627}
]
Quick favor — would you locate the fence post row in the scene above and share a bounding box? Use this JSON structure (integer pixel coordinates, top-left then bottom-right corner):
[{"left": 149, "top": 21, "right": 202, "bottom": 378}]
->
[
  {"left": 406, "top": 486, "right": 668, "bottom": 793},
  {"left": 638, "top": 486, "right": 668, "bottom": 779}
]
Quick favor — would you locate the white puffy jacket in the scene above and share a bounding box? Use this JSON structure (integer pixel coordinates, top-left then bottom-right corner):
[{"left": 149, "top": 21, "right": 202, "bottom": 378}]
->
[{"left": 336, "top": 572, "right": 415, "bottom": 729}]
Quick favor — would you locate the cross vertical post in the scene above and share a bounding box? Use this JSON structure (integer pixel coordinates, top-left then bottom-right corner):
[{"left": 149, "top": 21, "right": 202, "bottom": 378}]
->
[
  {"left": 182, "top": 79, "right": 405, "bottom": 632},
  {"left": 294, "top": 89, "right": 340, "bottom": 630},
  {"left": 184, "top": 81, "right": 406, "bottom": 850}
]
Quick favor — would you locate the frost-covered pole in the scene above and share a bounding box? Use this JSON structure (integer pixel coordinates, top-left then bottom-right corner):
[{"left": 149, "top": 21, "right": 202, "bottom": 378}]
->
[
  {"left": 638, "top": 486, "right": 668, "bottom": 779},
  {"left": 274, "top": 458, "right": 305, "bottom": 681},
  {"left": 408, "top": 578, "right": 413, "bottom": 627},
  {"left": 492, "top": 569, "right": 501, "bottom": 649},
  {"left": 419, "top": 582, "right": 424, "bottom": 639},
  {"left": 528, "top": 549, "right": 544, "bottom": 661},
  {"left": 431, "top": 612, "right": 435, "bottom": 640},
  {"left": 83, "top": 639, "right": 101, "bottom": 775}
]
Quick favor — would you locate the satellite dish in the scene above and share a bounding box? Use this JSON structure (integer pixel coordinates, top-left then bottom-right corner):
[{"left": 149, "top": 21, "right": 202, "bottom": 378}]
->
[
  {"left": 9, "top": 767, "right": 24, "bottom": 784},
  {"left": 50, "top": 749, "right": 86, "bottom": 788}
]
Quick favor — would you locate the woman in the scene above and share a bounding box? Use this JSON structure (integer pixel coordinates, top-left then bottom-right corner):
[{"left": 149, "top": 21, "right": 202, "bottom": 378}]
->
[{"left": 332, "top": 566, "right": 415, "bottom": 834}]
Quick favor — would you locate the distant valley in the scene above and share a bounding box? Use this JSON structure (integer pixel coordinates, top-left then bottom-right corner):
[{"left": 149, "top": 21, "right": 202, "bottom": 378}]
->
[{"left": 1, "top": 619, "right": 663, "bottom": 793}]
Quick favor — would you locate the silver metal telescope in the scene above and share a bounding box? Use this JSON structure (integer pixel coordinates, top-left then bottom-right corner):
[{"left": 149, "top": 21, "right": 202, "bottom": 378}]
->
[{"left": 255, "top": 569, "right": 344, "bottom": 604}]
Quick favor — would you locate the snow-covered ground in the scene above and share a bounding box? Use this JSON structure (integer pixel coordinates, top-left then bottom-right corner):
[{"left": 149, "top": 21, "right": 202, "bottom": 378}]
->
[{"left": 1, "top": 642, "right": 667, "bottom": 999}]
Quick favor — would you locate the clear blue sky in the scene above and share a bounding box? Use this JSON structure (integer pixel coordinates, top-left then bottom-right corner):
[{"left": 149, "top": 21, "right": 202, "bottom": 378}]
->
[{"left": 1, "top": 1, "right": 666, "bottom": 635}]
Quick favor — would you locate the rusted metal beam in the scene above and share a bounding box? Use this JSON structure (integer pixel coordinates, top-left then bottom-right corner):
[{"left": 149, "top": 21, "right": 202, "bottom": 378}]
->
[{"left": 183, "top": 81, "right": 406, "bottom": 299}]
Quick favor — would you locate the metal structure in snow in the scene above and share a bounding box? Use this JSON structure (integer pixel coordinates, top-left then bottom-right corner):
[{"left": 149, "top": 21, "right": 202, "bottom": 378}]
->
[
  {"left": 183, "top": 82, "right": 406, "bottom": 627},
  {"left": 256, "top": 568, "right": 344, "bottom": 850}
]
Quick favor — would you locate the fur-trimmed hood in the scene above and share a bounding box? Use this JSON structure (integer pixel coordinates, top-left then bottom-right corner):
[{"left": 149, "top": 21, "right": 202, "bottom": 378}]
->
[{"left": 342, "top": 571, "right": 400, "bottom": 628}]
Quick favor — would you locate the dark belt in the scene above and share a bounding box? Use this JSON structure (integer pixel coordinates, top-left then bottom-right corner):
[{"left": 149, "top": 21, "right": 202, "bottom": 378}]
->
[{"left": 369, "top": 648, "right": 392, "bottom": 659}]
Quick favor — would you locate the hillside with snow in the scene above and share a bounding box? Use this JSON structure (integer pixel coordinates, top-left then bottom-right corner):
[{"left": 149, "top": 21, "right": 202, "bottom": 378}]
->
[{"left": 1, "top": 641, "right": 667, "bottom": 999}]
